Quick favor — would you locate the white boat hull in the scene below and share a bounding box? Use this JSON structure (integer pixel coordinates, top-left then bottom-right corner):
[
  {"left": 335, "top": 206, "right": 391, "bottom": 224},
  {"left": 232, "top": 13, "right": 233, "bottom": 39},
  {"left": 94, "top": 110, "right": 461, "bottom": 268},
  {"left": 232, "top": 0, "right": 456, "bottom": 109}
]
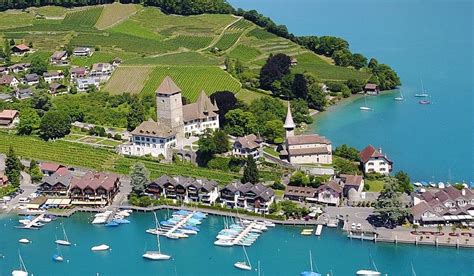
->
[
  {"left": 214, "top": 240, "right": 234, "bottom": 247},
  {"left": 11, "top": 270, "right": 28, "bottom": 276},
  {"left": 234, "top": 262, "right": 252, "bottom": 271},
  {"left": 91, "top": 244, "right": 110, "bottom": 251},
  {"left": 142, "top": 252, "right": 171, "bottom": 260},
  {"left": 360, "top": 107, "right": 371, "bottom": 111},
  {"left": 356, "top": 270, "right": 382, "bottom": 276},
  {"left": 55, "top": 240, "right": 71, "bottom": 246},
  {"left": 18, "top": 239, "right": 30, "bottom": 244}
]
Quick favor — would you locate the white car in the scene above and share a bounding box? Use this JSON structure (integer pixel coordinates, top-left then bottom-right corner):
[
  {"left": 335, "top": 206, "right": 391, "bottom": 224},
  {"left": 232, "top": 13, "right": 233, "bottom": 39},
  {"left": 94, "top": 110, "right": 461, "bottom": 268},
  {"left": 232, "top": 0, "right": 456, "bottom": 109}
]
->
[
  {"left": 351, "top": 223, "right": 356, "bottom": 230},
  {"left": 356, "top": 223, "right": 362, "bottom": 230}
]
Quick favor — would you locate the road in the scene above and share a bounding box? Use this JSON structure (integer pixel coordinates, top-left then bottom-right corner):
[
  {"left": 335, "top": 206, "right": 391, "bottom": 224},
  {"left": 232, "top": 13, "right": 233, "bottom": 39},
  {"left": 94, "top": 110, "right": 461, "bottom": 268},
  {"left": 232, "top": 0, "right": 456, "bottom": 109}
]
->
[{"left": 325, "top": 206, "right": 375, "bottom": 231}]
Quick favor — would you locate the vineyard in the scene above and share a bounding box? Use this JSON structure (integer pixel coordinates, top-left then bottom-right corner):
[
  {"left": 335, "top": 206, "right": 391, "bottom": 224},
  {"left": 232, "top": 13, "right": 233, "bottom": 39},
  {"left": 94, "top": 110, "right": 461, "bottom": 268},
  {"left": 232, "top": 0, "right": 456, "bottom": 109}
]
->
[
  {"left": 62, "top": 6, "right": 103, "bottom": 28},
  {"left": 247, "top": 28, "right": 278, "bottom": 40},
  {"left": 104, "top": 66, "right": 153, "bottom": 95},
  {"left": 166, "top": 35, "right": 214, "bottom": 50},
  {"left": 140, "top": 66, "right": 241, "bottom": 101},
  {"left": 95, "top": 3, "right": 139, "bottom": 30},
  {"left": 228, "top": 45, "right": 261, "bottom": 62},
  {"left": 228, "top": 19, "right": 253, "bottom": 31},
  {"left": 124, "top": 52, "right": 219, "bottom": 66},
  {"left": 0, "top": 12, "right": 34, "bottom": 29},
  {"left": 213, "top": 32, "right": 242, "bottom": 51}
]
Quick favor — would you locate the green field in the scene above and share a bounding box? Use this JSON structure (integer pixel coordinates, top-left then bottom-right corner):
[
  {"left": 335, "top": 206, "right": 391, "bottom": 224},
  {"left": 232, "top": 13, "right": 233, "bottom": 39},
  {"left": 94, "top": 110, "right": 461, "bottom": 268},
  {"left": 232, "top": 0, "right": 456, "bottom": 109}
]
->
[
  {"left": 0, "top": 12, "right": 34, "bottom": 29},
  {"left": 0, "top": 131, "right": 238, "bottom": 183},
  {"left": 62, "top": 6, "right": 103, "bottom": 28},
  {"left": 140, "top": 66, "right": 241, "bottom": 101},
  {"left": 166, "top": 35, "right": 214, "bottom": 50},
  {"left": 365, "top": 180, "right": 385, "bottom": 192},
  {"left": 228, "top": 45, "right": 261, "bottom": 62},
  {"left": 214, "top": 32, "right": 242, "bottom": 51},
  {"left": 124, "top": 52, "right": 219, "bottom": 66}
]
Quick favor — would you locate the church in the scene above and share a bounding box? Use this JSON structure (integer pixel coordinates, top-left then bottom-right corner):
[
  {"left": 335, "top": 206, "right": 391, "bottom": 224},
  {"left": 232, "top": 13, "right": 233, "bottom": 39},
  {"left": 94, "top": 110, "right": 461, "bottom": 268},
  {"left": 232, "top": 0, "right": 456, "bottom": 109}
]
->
[
  {"left": 279, "top": 103, "right": 332, "bottom": 165},
  {"left": 119, "top": 76, "right": 219, "bottom": 159}
]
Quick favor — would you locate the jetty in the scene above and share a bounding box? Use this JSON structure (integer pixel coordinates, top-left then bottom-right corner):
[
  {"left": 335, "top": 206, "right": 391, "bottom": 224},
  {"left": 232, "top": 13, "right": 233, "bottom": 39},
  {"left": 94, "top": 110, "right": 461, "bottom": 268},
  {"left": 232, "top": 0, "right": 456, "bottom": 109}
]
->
[
  {"left": 165, "top": 212, "right": 194, "bottom": 236},
  {"left": 315, "top": 225, "right": 323, "bottom": 236},
  {"left": 20, "top": 214, "right": 45, "bottom": 229},
  {"left": 231, "top": 222, "right": 256, "bottom": 245}
]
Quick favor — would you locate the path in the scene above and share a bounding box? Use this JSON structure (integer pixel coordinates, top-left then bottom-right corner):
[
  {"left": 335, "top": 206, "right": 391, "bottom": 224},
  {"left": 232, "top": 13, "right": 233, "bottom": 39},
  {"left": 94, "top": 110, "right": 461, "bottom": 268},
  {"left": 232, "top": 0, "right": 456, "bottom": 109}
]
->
[{"left": 198, "top": 15, "right": 242, "bottom": 52}]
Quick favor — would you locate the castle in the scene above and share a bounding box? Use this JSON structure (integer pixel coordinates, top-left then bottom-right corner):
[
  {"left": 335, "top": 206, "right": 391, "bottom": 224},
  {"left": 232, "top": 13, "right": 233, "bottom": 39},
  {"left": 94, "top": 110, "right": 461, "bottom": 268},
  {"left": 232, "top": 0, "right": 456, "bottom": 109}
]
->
[{"left": 119, "top": 76, "right": 219, "bottom": 158}]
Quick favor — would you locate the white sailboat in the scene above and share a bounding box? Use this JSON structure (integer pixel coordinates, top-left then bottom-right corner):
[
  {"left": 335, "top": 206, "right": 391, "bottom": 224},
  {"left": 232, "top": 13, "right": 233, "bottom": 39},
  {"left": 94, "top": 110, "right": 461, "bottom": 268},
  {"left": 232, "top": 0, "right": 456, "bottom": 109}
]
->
[
  {"left": 234, "top": 245, "right": 252, "bottom": 271},
  {"left": 143, "top": 212, "right": 171, "bottom": 261},
  {"left": 414, "top": 79, "right": 429, "bottom": 97},
  {"left": 360, "top": 95, "right": 372, "bottom": 111},
  {"left": 52, "top": 245, "right": 64, "bottom": 262},
  {"left": 394, "top": 88, "right": 404, "bottom": 101},
  {"left": 11, "top": 251, "right": 28, "bottom": 276},
  {"left": 55, "top": 223, "right": 72, "bottom": 246},
  {"left": 300, "top": 250, "right": 321, "bottom": 276}
]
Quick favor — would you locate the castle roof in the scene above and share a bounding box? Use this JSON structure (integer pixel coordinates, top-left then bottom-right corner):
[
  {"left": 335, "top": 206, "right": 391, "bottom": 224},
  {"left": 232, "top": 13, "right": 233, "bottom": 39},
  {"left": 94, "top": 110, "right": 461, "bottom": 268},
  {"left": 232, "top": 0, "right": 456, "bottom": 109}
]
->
[
  {"left": 131, "top": 120, "right": 176, "bottom": 138},
  {"left": 183, "top": 90, "right": 218, "bottom": 122},
  {"left": 156, "top": 76, "right": 181, "bottom": 95}
]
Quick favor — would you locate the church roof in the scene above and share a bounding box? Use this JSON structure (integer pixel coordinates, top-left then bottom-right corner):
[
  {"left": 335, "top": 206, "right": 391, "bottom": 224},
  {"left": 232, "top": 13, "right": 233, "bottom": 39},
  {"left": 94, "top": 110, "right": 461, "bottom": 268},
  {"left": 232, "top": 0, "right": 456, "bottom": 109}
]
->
[
  {"left": 183, "top": 90, "right": 218, "bottom": 122},
  {"left": 286, "top": 134, "right": 331, "bottom": 145},
  {"left": 131, "top": 120, "right": 176, "bottom": 138},
  {"left": 156, "top": 76, "right": 181, "bottom": 95},
  {"left": 284, "top": 101, "right": 295, "bottom": 129}
]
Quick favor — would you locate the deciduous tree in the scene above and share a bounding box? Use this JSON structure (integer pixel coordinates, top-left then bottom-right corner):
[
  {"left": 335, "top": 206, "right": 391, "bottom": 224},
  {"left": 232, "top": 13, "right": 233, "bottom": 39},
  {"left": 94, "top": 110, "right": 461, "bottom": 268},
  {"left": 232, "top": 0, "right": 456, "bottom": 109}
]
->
[
  {"left": 39, "top": 110, "right": 71, "bottom": 140},
  {"left": 5, "top": 146, "right": 21, "bottom": 187}
]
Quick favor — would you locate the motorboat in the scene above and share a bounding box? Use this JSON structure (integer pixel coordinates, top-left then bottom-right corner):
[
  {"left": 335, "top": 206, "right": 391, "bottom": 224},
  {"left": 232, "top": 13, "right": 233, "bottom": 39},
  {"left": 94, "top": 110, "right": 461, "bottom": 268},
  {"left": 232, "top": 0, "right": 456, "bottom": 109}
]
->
[
  {"left": 113, "top": 218, "right": 130, "bottom": 224},
  {"left": 105, "top": 221, "right": 119, "bottom": 227},
  {"left": 356, "top": 270, "right": 381, "bottom": 276},
  {"left": 55, "top": 223, "right": 72, "bottom": 246},
  {"left": 214, "top": 240, "right": 234, "bottom": 246},
  {"left": 91, "top": 244, "right": 110, "bottom": 251},
  {"left": 143, "top": 212, "right": 171, "bottom": 261},
  {"left": 419, "top": 100, "right": 431, "bottom": 104},
  {"left": 18, "top": 239, "right": 30, "bottom": 244}
]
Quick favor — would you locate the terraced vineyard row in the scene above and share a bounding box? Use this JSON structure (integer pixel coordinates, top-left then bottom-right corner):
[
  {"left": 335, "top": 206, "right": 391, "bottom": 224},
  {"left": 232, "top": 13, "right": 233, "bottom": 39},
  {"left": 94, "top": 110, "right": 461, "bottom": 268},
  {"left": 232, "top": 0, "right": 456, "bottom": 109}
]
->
[
  {"left": 228, "top": 19, "right": 253, "bottom": 30},
  {"left": 166, "top": 35, "right": 214, "bottom": 50},
  {"left": 214, "top": 32, "right": 242, "bottom": 51},
  {"left": 140, "top": 66, "right": 241, "bottom": 101},
  {"left": 63, "top": 6, "right": 103, "bottom": 27},
  {"left": 228, "top": 45, "right": 262, "bottom": 62}
]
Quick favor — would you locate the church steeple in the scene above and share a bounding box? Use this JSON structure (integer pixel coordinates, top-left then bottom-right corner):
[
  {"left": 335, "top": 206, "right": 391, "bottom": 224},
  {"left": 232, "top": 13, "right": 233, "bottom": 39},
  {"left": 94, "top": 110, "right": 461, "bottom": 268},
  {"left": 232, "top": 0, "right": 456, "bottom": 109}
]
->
[{"left": 284, "top": 101, "right": 295, "bottom": 138}]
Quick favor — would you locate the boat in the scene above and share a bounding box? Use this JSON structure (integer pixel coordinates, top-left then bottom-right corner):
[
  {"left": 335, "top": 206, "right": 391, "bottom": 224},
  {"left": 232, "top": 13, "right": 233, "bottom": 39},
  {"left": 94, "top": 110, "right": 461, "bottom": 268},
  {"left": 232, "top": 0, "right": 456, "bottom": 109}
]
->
[
  {"left": 105, "top": 221, "right": 119, "bottom": 227},
  {"left": 18, "top": 239, "right": 30, "bottom": 244},
  {"left": 55, "top": 223, "right": 72, "bottom": 246},
  {"left": 419, "top": 100, "right": 431, "bottom": 104},
  {"left": 394, "top": 89, "right": 404, "bottom": 101},
  {"left": 360, "top": 95, "right": 372, "bottom": 111},
  {"left": 234, "top": 246, "right": 252, "bottom": 271},
  {"left": 52, "top": 245, "right": 64, "bottom": 262},
  {"left": 214, "top": 240, "right": 234, "bottom": 247},
  {"left": 11, "top": 251, "right": 28, "bottom": 276},
  {"left": 91, "top": 244, "right": 110, "bottom": 251},
  {"left": 143, "top": 212, "right": 171, "bottom": 261},
  {"left": 300, "top": 250, "right": 322, "bottom": 276},
  {"left": 113, "top": 218, "right": 130, "bottom": 224},
  {"left": 414, "top": 79, "right": 429, "bottom": 97},
  {"left": 356, "top": 270, "right": 381, "bottom": 276}
]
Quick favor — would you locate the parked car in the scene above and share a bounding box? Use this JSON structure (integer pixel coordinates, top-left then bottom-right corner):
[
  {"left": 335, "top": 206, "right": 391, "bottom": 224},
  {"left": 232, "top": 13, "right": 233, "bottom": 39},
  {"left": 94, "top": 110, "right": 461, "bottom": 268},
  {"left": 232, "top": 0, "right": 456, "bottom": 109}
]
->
[
  {"left": 356, "top": 223, "right": 362, "bottom": 230},
  {"left": 351, "top": 223, "right": 356, "bottom": 230}
]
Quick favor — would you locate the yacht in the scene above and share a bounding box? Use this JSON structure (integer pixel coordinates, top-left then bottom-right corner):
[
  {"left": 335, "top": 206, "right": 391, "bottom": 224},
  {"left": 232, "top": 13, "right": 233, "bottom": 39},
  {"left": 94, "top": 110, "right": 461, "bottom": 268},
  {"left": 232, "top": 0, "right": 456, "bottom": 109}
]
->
[
  {"left": 356, "top": 270, "right": 381, "bottom": 276},
  {"left": 234, "top": 246, "right": 252, "bottom": 271},
  {"left": 91, "top": 244, "right": 110, "bottom": 251},
  {"left": 18, "top": 239, "right": 30, "bottom": 244},
  {"left": 143, "top": 213, "right": 171, "bottom": 261},
  {"left": 414, "top": 79, "right": 429, "bottom": 97},
  {"left": 214, "top": 240, "right": 234, "bottom": 246},
  {"left": 55, "top": 223, "right": 72, "bottom": 246},
  {"left": 11, "top": 252, "right": 28, "bottom": 276}
]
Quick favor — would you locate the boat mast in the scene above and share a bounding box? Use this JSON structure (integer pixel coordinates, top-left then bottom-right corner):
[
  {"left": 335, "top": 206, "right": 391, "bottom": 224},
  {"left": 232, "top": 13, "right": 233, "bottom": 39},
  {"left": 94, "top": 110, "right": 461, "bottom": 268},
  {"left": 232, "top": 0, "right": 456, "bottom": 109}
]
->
[
  {"left": 62, "top": 223, "right": 69, "bottom": 243},
  {"left": 309, "top": 250, "right": 314, "bottom": 272},
  {"left": 18, "top": 251, "right": 27, "bottom": 273},
  {"left": 243, "top": 245, "right": 251, "bottom": 267},
  {"left": 153, "top": 212, "right": 162, "bottom": 253}
]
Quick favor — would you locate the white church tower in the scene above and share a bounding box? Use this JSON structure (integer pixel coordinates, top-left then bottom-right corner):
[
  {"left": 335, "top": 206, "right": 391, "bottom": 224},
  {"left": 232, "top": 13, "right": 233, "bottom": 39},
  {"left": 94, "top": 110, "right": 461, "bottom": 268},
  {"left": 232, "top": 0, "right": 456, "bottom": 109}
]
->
[{"left": 284, "top": 101, "right": 296, "bottom": 138}]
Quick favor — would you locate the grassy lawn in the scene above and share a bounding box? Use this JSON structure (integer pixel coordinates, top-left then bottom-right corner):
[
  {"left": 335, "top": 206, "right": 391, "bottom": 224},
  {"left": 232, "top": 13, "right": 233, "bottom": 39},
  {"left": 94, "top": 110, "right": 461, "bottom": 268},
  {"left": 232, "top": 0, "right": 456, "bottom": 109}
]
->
[
  {"left": 235, "top": 89, "right": 269, "bottom": 104},
  {"left": 97, "top": 139, "right": 123, "bottom": 147},
  {"left": 365, "top": 180, "right": 385, "bottom": 192},
  {"left": 263, "top": 146, "right": 280, "bottom": 157},
  {"left": 0, "top": 12, "right": 34, "bottom": 29},
  {"left": 0, "top": 185, "right": 17, "bottom": 198},
  {"left": 64, "top": 134, "right": 85, "bottom": 141},
  {"left": 274, "top": 189, "right": 285, "bottom": 199}
]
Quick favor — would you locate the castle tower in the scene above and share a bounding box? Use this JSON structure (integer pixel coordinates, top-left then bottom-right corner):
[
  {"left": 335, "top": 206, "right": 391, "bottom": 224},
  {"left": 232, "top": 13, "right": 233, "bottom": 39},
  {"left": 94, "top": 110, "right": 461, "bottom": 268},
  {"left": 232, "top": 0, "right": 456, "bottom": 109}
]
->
[
  {"left": 156, "top": 76, "right": 184, "bottom": 131},
  {"left": 284, "top": 101, "right": 295, "bottom": 138}
]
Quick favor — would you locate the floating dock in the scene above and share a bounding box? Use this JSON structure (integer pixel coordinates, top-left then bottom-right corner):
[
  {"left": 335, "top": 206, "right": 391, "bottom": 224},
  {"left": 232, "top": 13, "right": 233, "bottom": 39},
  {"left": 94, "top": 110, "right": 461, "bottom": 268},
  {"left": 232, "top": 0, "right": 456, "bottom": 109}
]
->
[
  {"left": 315, "top": 225, "right": 323, "bottom": 236},
  {"left": 231, "top": 222, "right": 256, "bottom": 245},
  {"left": 164, "top": 212, "right": 195, "bottom": 236},
  {"left": 18, "top": 214, "right": 45, "bottom": 229}
]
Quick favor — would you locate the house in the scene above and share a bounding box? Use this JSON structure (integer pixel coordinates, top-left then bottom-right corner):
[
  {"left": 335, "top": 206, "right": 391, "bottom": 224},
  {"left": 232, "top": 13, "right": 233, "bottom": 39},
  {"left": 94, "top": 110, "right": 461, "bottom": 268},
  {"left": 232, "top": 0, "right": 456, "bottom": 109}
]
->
[
  {"left": 39, "top": 168, "right": 73, "bottom": 195},
  {"left": 0, "top": 67, "right": 8, "bottom": 75},
  {"left": 50, "top": 51, "right": 68, "bottom": 65},
  {"left": 90, "top": 63, "right": 113, "bottom": 82},
  {"left": 24, "top": 73, "right": 39, "bottom": 86},
  {"left": 49, "top": 83, "right": 68, "bottom": 95},
  {"left": 280, "top": 102, "right": 332, "bottom": 165},
  {"left": 364, "top": 83, "right": 380, "bottom": 95},
  {"left": 69, "top": 172, "right": 120, "bottom": 206},
  {"left": 182, "top": 90, "right": 220, "bottom": 137},
  {"left": 219, "top": 182, "right": 275, "bottom": 214},
  {"left": 0, "top": 173, "right": 8, "bottom": 186},
  {"left": 0, "top": 109, "right": 19, "bottom": 128},
  {"left": 340, "top": 174, "right": 365, "bottom": 201},
  {"left": 75, "top": 77, "right": 99, "bottom": 92},
  {"left": 11, "top": 44, "right": 30, "bottom": 56},
  {"left": 119, "top": 120, "right": 177, "bottom": 159},
  {"left": 70, "top": 67, "right": 87, "bottom": 80},
  {"left": 232, "top": 134, "right": 262, "bottom": 159},
  {"left": 146, "top": 175, "right": 219, "bottom": 205},
  {"left": 8, "top": 63, "right": 30, "bottom": 74},
  {"left": 0, "top": 75, "right": 19, "bottom": 88},
  {"left": 40, "top": 162, "right": 66, "bottom": 176},
  {"left": 0, "top": 93, "right": 12, "bottom": 102},
  {"left": 112, "top": 57, "right": 122, "bottom": 67},
  {"left": 72, "top": 47, "right": 92, "bottom": 57},
  {"left": 316, "top": 180, "right": 343, "bottom": 206},
  {"left": 359, "top": 145, "right": 393, "bottom": 174},
  {"left": 411, "top": 186, "right": 474, "bottom": 226},
  {"left": 284, "top": 186, "right": 318, "bottom": 203},
  {"left": 16, "top": 88, "right": 33, "bottom": 100},
  {"left": 43, "top": 71, "right": 64, "bottom": 83},
  {"left": 290, "top": 57, "right": 298, "bottom": 66}
]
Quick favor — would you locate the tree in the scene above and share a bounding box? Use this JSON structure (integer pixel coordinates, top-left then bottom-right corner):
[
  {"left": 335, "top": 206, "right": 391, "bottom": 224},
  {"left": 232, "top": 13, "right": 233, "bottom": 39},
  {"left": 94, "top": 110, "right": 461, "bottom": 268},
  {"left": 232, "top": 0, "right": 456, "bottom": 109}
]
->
[
  {"left": 213, "top": 130, "right": 230, "bottom": 154},
  {"left": 259, "top": 53, "right": 291, "bottom": 90},
  {"left": 395, "top": 170, "right": 413, "bottom": 194},
  {"left": 30, "top": 56, "right": 48, "bottom": 75},
  {"left": 9, "top": 39, "right": 14, "bottom": 46},
  {"left": 333, "top": 49, "right": 353, "bottom": 67},
  {"left": 289, "top": 171, "right": 310, "bottom": 186},
  {"left": 334, "top": 144, "right": 360, "bottom": 161},
  {"left": 210, "top": 91, "right": 239, "bottom": 126},
  {"left": 307, "top": 82, "right": 327, "bottom": 111},
  {"left": 130, "top": 162, "right": 149, "bottom": 195},
  {"left": 351, "top": 53, "right": 368, "bottom": 69},
  {"left": 346, "top": 79, "right": 365, "bottom": 94},
  {"left": 17, "top": 108, "right": 41, "bottom": 135},
  {"left": 412, "top": 224, "right": 419, "bottom": 233},
  {"left": 126, "top": 96, "right": 145, "bottom": 131},
  {"left": 290, "top": 99, "right": 312, "bottom": 125},
  {"left": 368, "top": 58, "right": 378, "bottom": 69},
  {"left": 242, "top": 155, "right": 259, "bottom": 184},
  {"left": 29, "top": 160, "right": 43, "bottom": 183},
  {"left": 291, "top": 73, "right": 308, "bottom": 99},
  {"left": 374, "top": 178, "right": 410, "bottom": 228},
  {"left": 224, "top": 109, "right": 257, "bottom": 137},
  {"left": 3, "top": 39, "right": 11, "bottom": 62},
  {"left": 262, "top": 119, "right": 284, "bottom": 143},
  {"left": 39, "top": 110, "right": 71, "bottom": 140},
  {"left": 5, "top": 146, "right": 21, "bottom": 187},
  {"left": 436, "top": 225, "right": 443, "bottom": 233},
  {"left": 30, "top": 91, "right": 52, "bottom": 114}
]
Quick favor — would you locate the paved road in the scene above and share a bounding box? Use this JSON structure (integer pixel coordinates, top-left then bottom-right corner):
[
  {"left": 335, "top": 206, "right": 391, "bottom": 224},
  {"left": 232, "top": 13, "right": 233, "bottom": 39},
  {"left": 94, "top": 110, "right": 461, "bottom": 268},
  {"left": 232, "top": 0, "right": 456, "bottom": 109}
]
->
[{"left": 325, "top": 206, "right": 375, "bottom": 231}]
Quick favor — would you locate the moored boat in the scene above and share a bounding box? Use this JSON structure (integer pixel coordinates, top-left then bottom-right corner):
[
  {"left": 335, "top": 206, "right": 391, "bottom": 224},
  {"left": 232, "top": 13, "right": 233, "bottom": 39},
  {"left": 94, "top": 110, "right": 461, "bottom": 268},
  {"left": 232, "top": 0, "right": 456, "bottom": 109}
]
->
[{"left": 91, "top": 244, "right": 110, "bottom": 251}]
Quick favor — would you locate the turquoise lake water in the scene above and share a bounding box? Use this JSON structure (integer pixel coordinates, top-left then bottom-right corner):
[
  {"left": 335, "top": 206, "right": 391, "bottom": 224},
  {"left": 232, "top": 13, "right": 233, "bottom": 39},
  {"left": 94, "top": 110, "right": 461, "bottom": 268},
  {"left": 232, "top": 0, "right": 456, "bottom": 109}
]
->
[
  {"left": 1, "top": 212, "right": 473, "bottom": 275},
  {"left": 229, "top": 0, "right": 474, "bottom": 183}
]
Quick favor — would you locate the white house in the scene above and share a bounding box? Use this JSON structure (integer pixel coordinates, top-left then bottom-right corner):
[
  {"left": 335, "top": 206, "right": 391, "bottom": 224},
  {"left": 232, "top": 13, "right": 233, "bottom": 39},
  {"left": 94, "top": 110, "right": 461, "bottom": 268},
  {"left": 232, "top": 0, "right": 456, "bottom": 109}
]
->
[
  {"left": 316, "top": 180, "right": 343, "bottom": 206},
  {"left": 43, "top": 71, "right": 64, "bottom": 84},
  {"left": 219, "top": 182, "right": 275, "bottom": 214},
  {"left": 72, "top": 47, "right": 92, "bottom": 57},
  {"left": 90, "top": 63, "right": 113, "bottom": 82},
  {"left": 0, "top": 75, "right": 19, "bottom": 88},
  {"left": 232, "top": 134, "right": 262, "bottom": 159},
  {"left": 50, "top": 51, "right": 68, "bottom": 65},
  {"left": 182, "top": 90, "right": 219, "bottom": 137},
  {"left": 24, "top": 73, "right": 39, "bottom": 86},
  {"left": 75, "top": 77, "right": 99, "bottom": 92},
  {"left": 119, "top": 120, "right": 177, "bottom": 159},
  {"left": 359, "top": 145, "right": 393, "bottom": 174}
]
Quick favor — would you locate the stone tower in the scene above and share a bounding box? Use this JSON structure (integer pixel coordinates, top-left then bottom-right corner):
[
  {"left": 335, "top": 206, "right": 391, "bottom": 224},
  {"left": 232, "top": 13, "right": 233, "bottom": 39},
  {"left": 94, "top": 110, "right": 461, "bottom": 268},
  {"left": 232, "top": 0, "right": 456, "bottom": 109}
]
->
[
  {"left": 156, "top": 76, "right": 184, "bottom": 133},
  {"left": 284, "top": 101, "right": 295, "bottom": 138}
]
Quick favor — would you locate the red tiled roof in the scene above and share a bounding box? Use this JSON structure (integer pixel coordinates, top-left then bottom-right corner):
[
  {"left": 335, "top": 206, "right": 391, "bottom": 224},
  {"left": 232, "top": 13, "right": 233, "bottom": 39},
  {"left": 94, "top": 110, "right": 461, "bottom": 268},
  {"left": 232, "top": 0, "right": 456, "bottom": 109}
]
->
[
  {"left": 13, "top": 44, "right": 30, "bottom": 51},
  {"left": 340, "top": 174, "right": 363, "bottom": 186},
  {"left": 288, "top": 147, "right": 330, "bottom": 156},
  {"left": 365, "top": 83, "right": 378, "bottom": 90},
  {"left": 70, "top": 172, "right": 119, "bottom": 191},
  {"left": 40, "top": 162, "right": 64, "bottom": 172},
  {"left": 317, "top": 180, "right": 343, "bottom": 194},
  {"left": 0, "top": 109, "right": 18, "bottom": 119},
  {"left": 359, "top": 145, "right": 391, "bottom": 163},
  {"left": 0, "top": 75, "right": 16, "bottom": 85}
]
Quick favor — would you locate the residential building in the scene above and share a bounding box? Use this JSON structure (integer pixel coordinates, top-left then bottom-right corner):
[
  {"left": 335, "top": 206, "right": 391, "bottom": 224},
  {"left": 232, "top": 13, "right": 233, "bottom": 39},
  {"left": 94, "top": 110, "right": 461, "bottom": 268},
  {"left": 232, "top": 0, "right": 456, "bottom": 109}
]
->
[
  {"left": 0, "top": 173, "right": 8, "bottom": 186},
  {"left": 112, "top": 57, "right": 122, "bottom": 67},
  {"left": 72, "top": 47, "right": 92, "bottom": 57},
  {"left": 39, "top": 167, "right": 73, "bottom": 195},
  {"left": 146, "top": 175, "right": 219, "bottom": 205},
  {"left": 75, "top": 77, "right": 100, "bottom": 92},
  {"left": 11, "top": 44, "right": 30, "bottom": 56},
  {"left": 0, "top": 67, "right": 8, "bottom": 75},
  {"left": 411, "top": 186, "right": 474, "bottom": 226},
  {"left": 90, "top": 63, "right": 113, "bottom": 82},
  {"left": 119, "top": 120, "right": 177, "bottom": 158},
  {"left": 40, "top": 162, "right": 66, "bottom": 176},
  {"left": 280, "top": 102, "right": 332, "bottom": 165},
  {"left": 24, "top": 73, "right": 39, "bottom": 86},
  {"left": 69, "top": 172, "right": 120, "bottom": 206},
  {"left": 43, "top": 71, "right": 64, "bottom": 83},
  {"left": 49, "top": 83, "right": 68, "bottom": 95},
  {"left": 0, "top": 93, "right": 12, "bottom": 102},
  {"left": 8, "top": 63, "right": 30, "bottom": 74},
  {"left": 232, "top": 134, "right": 263, "bottom": 159},
  {"left": 283, "top": 186, "right": 318, "bottom": 203},
  {"left": 219, "top": 182, "right": 275, "bottom": 214},
  {"left": 50, "top": 51, "right": 68, "bottom": 65},
  {"left": 16, "top": 88, "right": 33, "bottom": 100},
  {"left": 316, "top": 180, "right": 343, "bottom": 206},
  {"left": 290, "top": 57, "right": 298, "bottom": 66},
  {"left": 182, "top": 90, "right": 220, "bottom": 137},
  {"left": 0, "top": 75, "right": 19, "bottom": 88},
  {"left": 70, "top": 67, "right": 87, "bottom": 80},
  {"left": 359, "top": 145, "right": 393, "bottom": 174},
  {"left": 0, "top": 109, "right": 19, "bottom": 128},
  {"left": 340, "top": 174, "right": 365, "bottom": 201},
  {"left": 364, "top": 83, "right": 380, "bottom": 95}
]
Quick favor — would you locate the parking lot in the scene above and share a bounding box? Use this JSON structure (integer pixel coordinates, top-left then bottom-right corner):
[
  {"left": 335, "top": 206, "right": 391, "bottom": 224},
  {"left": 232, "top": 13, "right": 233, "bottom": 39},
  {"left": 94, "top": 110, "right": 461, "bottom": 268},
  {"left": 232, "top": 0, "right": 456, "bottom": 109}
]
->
[{"left": 325, "top": 206, "right": 375, "bottom": 231}]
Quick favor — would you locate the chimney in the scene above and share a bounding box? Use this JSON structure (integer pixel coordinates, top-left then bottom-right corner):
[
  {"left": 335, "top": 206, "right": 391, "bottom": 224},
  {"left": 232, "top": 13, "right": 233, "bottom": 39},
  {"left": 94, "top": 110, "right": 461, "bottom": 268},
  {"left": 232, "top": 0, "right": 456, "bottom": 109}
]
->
[
  {"left": 461, "top": 189, "right": 466, "bottom": 196},
  {"left": 378, "top": 147, "right": 383, "bottom": 154}
]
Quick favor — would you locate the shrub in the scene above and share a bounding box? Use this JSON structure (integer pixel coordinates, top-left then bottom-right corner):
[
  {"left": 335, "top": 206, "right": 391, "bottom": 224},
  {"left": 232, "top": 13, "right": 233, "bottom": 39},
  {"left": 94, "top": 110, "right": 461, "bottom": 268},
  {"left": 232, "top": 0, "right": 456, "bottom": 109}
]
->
[
  {"left": 271, "top": 181, "right": 285, "bottom": 190},
  {"left": 364, "top": 183, "right": 370, "bottom": 191},
  {"left": 113, "top": 133, "right": 122, "bottom": 140}
]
